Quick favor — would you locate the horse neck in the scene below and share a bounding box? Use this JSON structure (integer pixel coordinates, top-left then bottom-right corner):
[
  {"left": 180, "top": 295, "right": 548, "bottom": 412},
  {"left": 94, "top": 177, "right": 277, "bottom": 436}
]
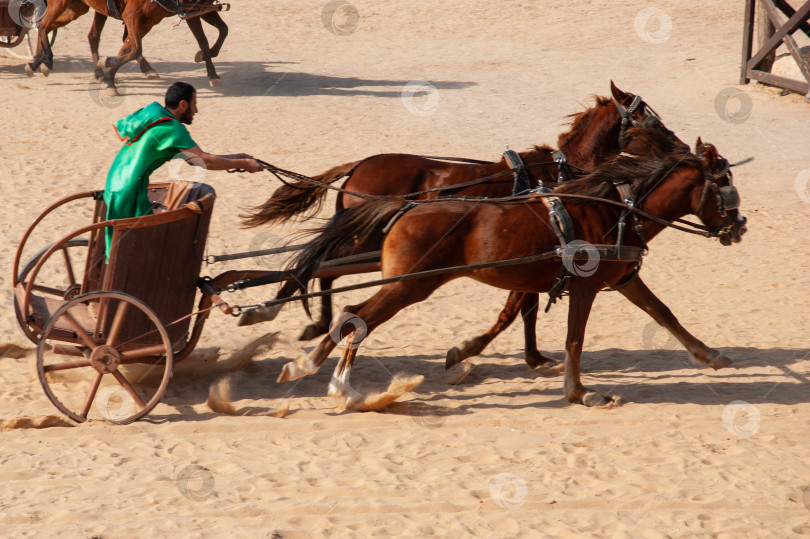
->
[
  {"left": 633, "top": 167, "right": 703, "bottom": 243},
  {"left": 557, "top": 104, "right": 622, "bottom": 170}
]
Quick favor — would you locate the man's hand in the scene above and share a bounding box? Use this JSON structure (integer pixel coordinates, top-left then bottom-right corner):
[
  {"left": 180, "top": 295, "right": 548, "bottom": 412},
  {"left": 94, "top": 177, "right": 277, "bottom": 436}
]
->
[{"left": 239, "top": 158, "right": 264, "bottom": 173}]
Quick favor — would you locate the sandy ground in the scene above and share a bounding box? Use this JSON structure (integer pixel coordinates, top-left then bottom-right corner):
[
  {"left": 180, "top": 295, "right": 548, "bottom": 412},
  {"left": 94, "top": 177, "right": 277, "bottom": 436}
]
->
[{"left": 2, "top": 1, "right": 810, "bottom": 537}]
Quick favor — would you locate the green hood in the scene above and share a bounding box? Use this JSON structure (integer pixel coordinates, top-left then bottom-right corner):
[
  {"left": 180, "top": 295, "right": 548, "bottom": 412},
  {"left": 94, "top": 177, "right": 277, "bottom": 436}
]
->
[{"left": 114, "top": 101, "right": 175, "bottom": 144}]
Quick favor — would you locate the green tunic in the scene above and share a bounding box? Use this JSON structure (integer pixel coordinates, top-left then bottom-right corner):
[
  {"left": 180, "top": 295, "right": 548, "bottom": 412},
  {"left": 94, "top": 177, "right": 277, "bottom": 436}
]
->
[{"left": 103, "top": 102, "right": 197, "bottom": 257}]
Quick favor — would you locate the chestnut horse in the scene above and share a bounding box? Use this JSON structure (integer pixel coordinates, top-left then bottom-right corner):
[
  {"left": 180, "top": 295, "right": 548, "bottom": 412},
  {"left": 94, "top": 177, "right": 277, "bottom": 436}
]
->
[
  {"left": 26, "top": 0, "right": 227, "bottom": 94},
  {"left": 273, "top": 128, "right": 747, "bottom": 410},
  {"left": 245, "top": 83, "right": 686, "bottom": 369},
  {"left": 87, "top": 8, "right": 228, "bottom": 84}
]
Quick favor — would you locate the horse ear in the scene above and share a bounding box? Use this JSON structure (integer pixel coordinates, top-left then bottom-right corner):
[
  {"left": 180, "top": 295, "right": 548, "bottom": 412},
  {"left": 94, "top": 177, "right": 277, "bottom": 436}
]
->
[
  {"left": 695, "top": 136, "right": 703, "bottom": 151},
  {"left": 610, "top": 80, "right": 628, "bottom": 102},
  {"left": 703, "top": 143, "right": 718, "bottom": 170}
]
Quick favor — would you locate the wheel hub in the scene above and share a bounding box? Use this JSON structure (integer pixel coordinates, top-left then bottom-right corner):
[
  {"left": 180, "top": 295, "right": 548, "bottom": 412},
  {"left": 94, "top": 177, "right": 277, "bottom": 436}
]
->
[
  {"left": 90, "top": 345, "right": 121, "bottom": 374},
  {"left": 63, "top": 284, "right": 82, "bottom": 300}
]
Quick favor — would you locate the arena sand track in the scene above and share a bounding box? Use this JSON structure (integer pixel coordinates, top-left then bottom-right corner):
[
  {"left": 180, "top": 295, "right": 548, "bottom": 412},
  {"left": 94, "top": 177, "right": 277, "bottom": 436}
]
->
[{"left": 1, "top": 1, "right": 810, "bottom": 536}]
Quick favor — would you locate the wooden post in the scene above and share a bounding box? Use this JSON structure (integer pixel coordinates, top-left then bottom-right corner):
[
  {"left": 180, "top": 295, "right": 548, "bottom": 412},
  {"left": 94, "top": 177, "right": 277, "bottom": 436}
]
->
[{"left": 758, "top": 0, "right": 776, "bottom": 72}]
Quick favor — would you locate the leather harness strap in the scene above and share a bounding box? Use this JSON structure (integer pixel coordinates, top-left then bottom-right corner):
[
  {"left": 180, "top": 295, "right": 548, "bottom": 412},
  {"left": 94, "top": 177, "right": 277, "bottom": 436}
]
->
[
  {"left": 551, "top": 149, "right": 577, "bottom": 183},
  {"left": 503, "top": 149, "right": 532, "bottom": 195}
]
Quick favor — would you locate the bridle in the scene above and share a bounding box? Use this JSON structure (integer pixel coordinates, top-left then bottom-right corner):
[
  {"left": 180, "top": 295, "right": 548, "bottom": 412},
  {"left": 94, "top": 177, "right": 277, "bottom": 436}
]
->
[
  {"left": 612, "top": 94, "right": 674, "bottom": 148},
  {"left": 692, "top": 153, "right": 746, "bottom": 240}
]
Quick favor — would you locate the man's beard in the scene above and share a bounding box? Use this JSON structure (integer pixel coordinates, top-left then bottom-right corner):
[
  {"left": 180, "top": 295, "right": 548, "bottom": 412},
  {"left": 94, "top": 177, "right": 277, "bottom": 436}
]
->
[{"left": 179, "top": 109, "right": 193, "bottom": 125}]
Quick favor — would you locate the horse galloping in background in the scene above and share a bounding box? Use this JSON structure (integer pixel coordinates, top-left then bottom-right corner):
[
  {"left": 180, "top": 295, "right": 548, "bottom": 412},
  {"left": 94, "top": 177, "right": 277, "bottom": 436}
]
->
[{"left": 26, "top": 0, "right": 228, "bottom": 93}]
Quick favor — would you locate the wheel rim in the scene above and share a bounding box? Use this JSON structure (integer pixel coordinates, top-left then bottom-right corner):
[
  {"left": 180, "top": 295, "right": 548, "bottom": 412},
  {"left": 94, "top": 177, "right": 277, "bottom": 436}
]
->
[
  {"left": 36, "top": 291, "right": 174, "bottom": 424},
  {"left": 14, "top": 238, "right": 89, "bottom": 344}
]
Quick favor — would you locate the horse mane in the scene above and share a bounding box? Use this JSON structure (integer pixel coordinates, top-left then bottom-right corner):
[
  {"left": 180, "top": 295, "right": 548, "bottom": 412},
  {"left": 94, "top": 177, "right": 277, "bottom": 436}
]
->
[
  {"left": 555, "top": 148, "right": 705, "bottom": 203},
  {"left": 556, "top": 95, "right": 613, "bottom": 148}
]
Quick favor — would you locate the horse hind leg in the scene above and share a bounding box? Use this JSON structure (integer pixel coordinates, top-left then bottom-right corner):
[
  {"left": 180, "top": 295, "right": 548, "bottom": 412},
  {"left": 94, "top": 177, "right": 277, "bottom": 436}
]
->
[
  {"left": 299, "top": 277, "right": 335, "bottom": 341},
  {"left": 186, "top": 16, "right": 219, "bottom": 86},
  {"left": 446, "top": 291, "right": 554, "bottom": 369},
  {"left": 198, "top": 11, "right": 227, "bottom": 60}
]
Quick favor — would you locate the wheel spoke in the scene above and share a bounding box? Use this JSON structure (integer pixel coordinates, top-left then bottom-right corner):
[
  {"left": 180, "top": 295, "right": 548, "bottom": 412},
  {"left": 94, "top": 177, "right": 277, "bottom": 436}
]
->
[
  {"left": 33, "top": 284, "right": 66, "bottom": 296},
  {"left": 80, "top": 372, "right": 104, "bottom": 418},
  {"left": 119, "top": 344, "right": 167, "bottom": 362},
  {"left": 106, "top": 300, "right": 130, "bottom": 348},
  {"left": 43, "top": 359, "right": 92, "bottom": 372},
  {"left": 61, "top": 309, "right": 98, "bottom": 350},
  {"left": 112, "top": 371, "right": 146, "bottom": 409},
  {"left": 61, "top": 246, "right": 77, "bottom": 286}
]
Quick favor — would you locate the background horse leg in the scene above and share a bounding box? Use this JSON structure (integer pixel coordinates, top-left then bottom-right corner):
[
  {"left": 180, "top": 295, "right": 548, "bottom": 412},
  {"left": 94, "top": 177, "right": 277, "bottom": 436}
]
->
[
  {"left": 563, "top": 285, "right": 612, "bottom": 406},
  {"left": 26, "top": 0, "right": 75, "bottom": 76},
  {"left": 446, "top": 291, "right": 553, "bottom": 369},
  {"left": 197, "top": 11, "right": 228, "bottom": 61},
  {"left": 118, "top": 23, "right": 159, "bottom": 79},
  {"left": 186, "top": 15, "right": 220, "bottom": 86},
  {"left": 299, "top": 277, "right": 335, "bottom": 341},
  {"left": 519, "top": 293, "right": 553, "bottom": 368},
  {"left": 99, "top": 13, "right": 157, "bottom": 96},
  {"left": 617, "top": 277, "right": 732, "bottom": 369},
  {"left": 88, "top": 11, "right": 106, "bottom": 81}
]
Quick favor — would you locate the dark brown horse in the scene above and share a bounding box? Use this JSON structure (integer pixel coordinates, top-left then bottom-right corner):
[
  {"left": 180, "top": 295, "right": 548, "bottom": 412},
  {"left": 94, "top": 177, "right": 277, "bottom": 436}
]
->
[
  {"left": 245, "top": 83, "right": 687, "bottom": 369},
  {"left": 273, "top": 128, "right": 747, "bottom": 410},
  {"left": 26, "top": 0, "right": 227, "bottom": 94}
]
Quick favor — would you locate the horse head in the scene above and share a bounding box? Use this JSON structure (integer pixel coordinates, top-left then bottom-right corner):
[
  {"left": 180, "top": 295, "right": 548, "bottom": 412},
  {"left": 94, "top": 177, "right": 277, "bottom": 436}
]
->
[
  {"left": 692, "top": 137, "right": 747, "bottom": 246},
  {"left": 610, "top": 81, "right": 690, "bottom": 154}
]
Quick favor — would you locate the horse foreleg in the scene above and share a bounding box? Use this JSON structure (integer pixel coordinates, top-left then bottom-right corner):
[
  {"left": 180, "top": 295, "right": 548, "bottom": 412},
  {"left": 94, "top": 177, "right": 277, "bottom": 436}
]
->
[
  {"left": 277, "top": 332, "right": 338, "bottom": 383},
  {"left": 299, "top": 277, "right": 335, "bottom": 341},
  {"left": 186, "top": 15, "right": 219, "bottom": 86},
  {"left": 617, "top": 276, "right": 731, "bottom": 369},
  {"left": 136, "top": 55, "right": 159, "bottom": 79},
  {"left": 88, "top": 11, "right": 107, "bottom": 81},
  {"left": 563, "top": 285, "right": 611, "bottom": 406},
  {"left": 199, "top": 11, "right": 228, "bottom": 59},
  {"left": 26, "top": 0, "right": 71, "bottom": 76},
  {"left": 328, "top": 338, "right": 363, "bottom": 408}
]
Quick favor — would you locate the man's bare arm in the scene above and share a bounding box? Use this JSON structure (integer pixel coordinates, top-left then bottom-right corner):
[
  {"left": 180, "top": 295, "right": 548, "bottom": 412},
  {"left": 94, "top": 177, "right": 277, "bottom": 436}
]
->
[{"left": 181, "top": 146, "right": 264, "bottom": 173}]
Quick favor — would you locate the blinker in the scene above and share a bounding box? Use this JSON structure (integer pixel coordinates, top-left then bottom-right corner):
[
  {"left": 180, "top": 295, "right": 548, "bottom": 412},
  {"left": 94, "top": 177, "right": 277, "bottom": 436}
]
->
[{"left": 718, "top": 186, "right": 740, "bottom": 211}]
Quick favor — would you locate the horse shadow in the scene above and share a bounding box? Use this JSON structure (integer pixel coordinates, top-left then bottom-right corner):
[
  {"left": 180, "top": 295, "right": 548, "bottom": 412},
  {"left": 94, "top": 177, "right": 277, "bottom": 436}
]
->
[{"left": 148, "top": 345, "right": 810, "bottom": 423}]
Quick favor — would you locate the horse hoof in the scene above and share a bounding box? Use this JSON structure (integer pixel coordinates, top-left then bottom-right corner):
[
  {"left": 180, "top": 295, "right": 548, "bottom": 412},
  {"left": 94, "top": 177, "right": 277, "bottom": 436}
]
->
[
  {"left": 277, "top": 363, "right": 293, "bottom": 383},
  {"left": 24, "top": 64, "right": 34, "bottom": 77},
  {"left": 94, "top": 70, "right": 104, "bottom": 82},
  {"left": 445, "top": 347, "right": 462, "bottom": 369},
  {"left": 709, "top": 355, "right": 732, "bottom": 370},
  {"left": 209, "top": 78, "right": 221, "bottom": 87},
  {"left": 298, "top": 324, "right": 327, "bottom": 341},
  {"left": 582, "top": 391, "right": 610, "bottom": 407},
  {"left": 145, "top": 70, "right": 160, "bottom": 80},
  {"left": 96, "top": 57, "right": 107, "bottom": 69},
  {"left": 195, "top": 51, "right": 205, "bottom": 63},
  {"left": 101, "top": 87, "right": 120, "bottom": 97},
  {"left": 525, "top": 351, "right": 555, "bottom": 369},
  {"left": 41, "top": 65, "right": 50, "bottom": 77}
]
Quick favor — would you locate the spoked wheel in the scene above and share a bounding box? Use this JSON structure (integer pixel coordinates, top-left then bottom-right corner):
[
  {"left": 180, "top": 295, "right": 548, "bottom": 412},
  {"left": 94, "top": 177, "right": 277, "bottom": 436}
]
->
[
  {"left": 0, "top": 33, "right": 26, "bottom": 49},
  {"left": 15, "top": 238, "right": 90, "bottom": 344},
  {"left": 36, "top": 291, "right": 174, "bottom": 424}
]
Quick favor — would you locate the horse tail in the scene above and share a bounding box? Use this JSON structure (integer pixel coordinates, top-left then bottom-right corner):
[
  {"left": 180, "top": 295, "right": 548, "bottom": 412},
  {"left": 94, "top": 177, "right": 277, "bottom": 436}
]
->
[
  {"left": 241, "top": 160, "right": 362, "bottom": 227},
  {"left": 275, "top": 198, "right": 410, "bottom": 313}
]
